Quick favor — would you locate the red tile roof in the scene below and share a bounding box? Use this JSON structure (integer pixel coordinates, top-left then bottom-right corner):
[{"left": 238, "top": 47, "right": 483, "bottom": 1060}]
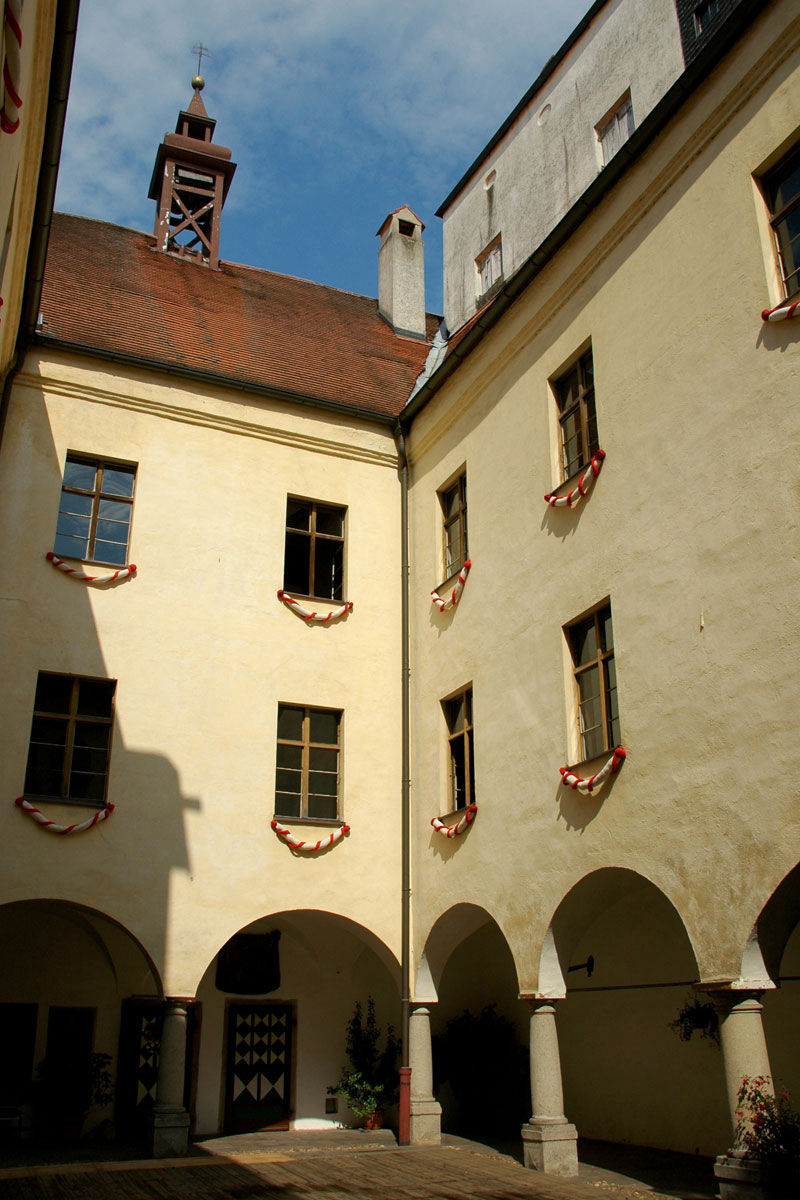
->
[{"left": 39, "top": 213, "right": 438, "bottom": 419}]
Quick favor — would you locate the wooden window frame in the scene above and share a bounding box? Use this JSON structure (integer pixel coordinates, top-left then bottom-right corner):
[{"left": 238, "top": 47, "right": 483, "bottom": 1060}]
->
[
  {"left": 443, "top": 686, "right": 475, "bottom": 812},
  {"left": 476, "top": 236, "right": 503, "bottom": 298},
  {"left": 438, "top": 472, "right": 468, "bottom": 584},
  {"left": 283, "top": 497, "right": 346, "bottom": 602},
  {"left": 762, "top": 142, "right": 800, "bottom": 301},
  {"left": 596, "top": 93, "right": 634, "bottom": 166},
  {"left": 565, "top": 603, "right": 619, "bottom": 764},
  {"left": 553, "top": 348, "right": 599, "bottom": 483},
  {"left": 23, "top": 672, "right": 116, "bottom": 808},
  {"left": 274, "top": 704, "right": 342, "bottom": 824},
  {"left": 54, "top": 454, "right": 137, "bottom": 567}
]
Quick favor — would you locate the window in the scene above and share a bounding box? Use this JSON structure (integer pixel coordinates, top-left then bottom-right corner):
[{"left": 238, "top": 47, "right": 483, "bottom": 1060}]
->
[
  {"left": 439, "top": 472, "right": 468, "bottom": 580},
  {"left": 763, "top": 143, "right": 800, "bottom": 300},
  {"left": 53, "top": 455, "right": 136, "bottom": 566},
  {"left": 566, "top": 603, "right": 619, "bottom": 762},
  {"left": 23, "top": 672, "right": 116, "bottom": 806},
  {"left": 476, "top": 237, "right": 502, "bottom": 296},
  {"left": 693, "top": 0, "right": 718, "bottom": 35},
  {"left": 597, "top": 94, "right": 634, "bottom": 165},
  {"left": 443, "top": 687, "right": 475, "bottom": 811},
  {"left": 275, "top": 704, "right": 341, "bottom": 821},
  {"left": 283, "top": 498, "right": 345, "bottom": 601},
  {"left": 553, "top": 349, "right": 598, "bottom": 481}
]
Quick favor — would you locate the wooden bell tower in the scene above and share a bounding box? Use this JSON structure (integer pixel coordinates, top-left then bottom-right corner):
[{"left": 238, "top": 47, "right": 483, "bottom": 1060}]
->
[{"left": 148, "top": 77, "right": 236, "bottom": 269}]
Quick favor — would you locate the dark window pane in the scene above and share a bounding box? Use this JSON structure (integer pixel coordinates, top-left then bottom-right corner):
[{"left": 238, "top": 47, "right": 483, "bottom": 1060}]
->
[
  {"left": 30, "top": 716, "right": 68, "bottom": 746},
  {"left": 63, "top": 460, "right": 97, "bottom": 490},
  {"left": 446, "top": 695, "right": 465, "bottom": 733},
  {"left": 275, "top": 768, "right": 302, "bottom": 795},
  {"left": 68, "top": 771, "right": 105, "bottom": 802},
  {"left": 284, "top": 531, "right": 310, "bottom": 594},
  {"left": 442, "top": 485, "right": 460, "bottom": 519},
  {"left": 93, "top": 540, "right": 127, "bottom": 565},
  {"left": 316, "top": 505, "right": 344, "bottom": 536},
  {"left": 26, "top": 742, "right": 65, "bottom": 773},
  {"left": 450, "top": 734, "right": 466, "bottom": 809},
  {"left": 53, "top": 532, "right": 89, "bottom": 560},
  {"left": 314, "top": 539, "right": 343, "bottom": 600},
  {"left": 34, "top": 674, "right": 73, "bottom": 714},
  {"left": 286, "top": 500, "right": 310, "bottom": 531},
  {"left": 71, "top": 746, "right": 108, "bottom": 773},
  {"left": 600, "top": 606, "right": 613, "bottom": 651},
  {"left": 277, "top": 706, "right": 304, "bottom": 742},
  {"left": 59, "top": 493, "right": 93, "bottom": 518},
  {"left": 309, "top": 710, "right": 339, "bottom": 745},
  {"left": 578, "top": 667, "right": 601, "bottom": 704},
  {"left": 555, "top": 367, "right": 579, "bottom": 412},
  {"left": 582, "top": 725, "right": 605, "bottom": 761},
  {"left": 77, "top": 679, "right": 115, "bottom": 718},
  {"left": 309, "top": 769, "right": 337, "bottom": 797},
  {"left": 276, "top": 742, "right": 302, "bottom": 769},
  {"left": 275, "top": 792, "right": 301, "bottom": 818},
  {"left": 100, "top": 467, "right": 135, "bottom": 498},
  {"left": 569, "top": 620, "right": 597, "bottom": 667},
  {"left": 74, "top": 721, "right": 111, "bottom": 750},
  {"left": 24, "top": 762, "right": 63, "bottom": 797},
  {"left": 467, "top": 728, "right": 475, "bottom": 804},
  {"left": 308, "top": 794, "right": 337, "bottom": 820},
  {"left": 309, "top": 747, "right": 338, "bottom": 773}
]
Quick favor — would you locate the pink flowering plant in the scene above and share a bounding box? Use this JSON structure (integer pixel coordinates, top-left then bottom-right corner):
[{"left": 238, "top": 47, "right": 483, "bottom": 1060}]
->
[{"left": 735, "top": 1076, "right": 800, "bottom": 1190}]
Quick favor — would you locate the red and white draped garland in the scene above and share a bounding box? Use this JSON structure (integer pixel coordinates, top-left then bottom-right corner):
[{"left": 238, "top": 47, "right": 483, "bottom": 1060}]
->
[
  {"left": 1, "top": 0, "right": 23, "bottom": 135},
  {"left": 277, "top": 590, "right": 353, "bottom": 623},
  {"left": 544, "top": 450, "right": 606, "bottom": 508},
  {"left": 270, "top": 818, "right": 349, "bottom": 852},
  {"left": 431, "top": 559, "right": 471, "bottom": 612},
  {"left": 559, "top": 746, "right": 626, "bottom": 794},
  {"left": 431, "top": 804, "right": 477, "bottom": 838},
  {"left": 47, "top": 551, "right": 136, "bottom": 583},
  {"left": 15, "top": 795, "right": 115, "bottom": 834},
  {"left": 762, "top": 299, "right": 800, "bottom": 323}
]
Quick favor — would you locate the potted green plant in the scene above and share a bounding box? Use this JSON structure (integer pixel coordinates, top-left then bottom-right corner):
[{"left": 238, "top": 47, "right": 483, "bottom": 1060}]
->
[
  {"left": 733, "top": 1076, "right": 800, "bottom": 1199},
  {"left": 329, "top": 998, "right": 399, "bottom": 1129}
]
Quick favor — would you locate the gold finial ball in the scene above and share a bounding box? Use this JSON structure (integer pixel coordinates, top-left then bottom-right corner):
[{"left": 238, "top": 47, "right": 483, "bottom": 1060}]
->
[{"left": 192, "top": 74, "right": 205, "bottom": 91}]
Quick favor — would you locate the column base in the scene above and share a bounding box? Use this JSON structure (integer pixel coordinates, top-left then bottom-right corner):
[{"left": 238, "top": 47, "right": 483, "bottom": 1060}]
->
[
  {"left": 409, "top": 1098, "right": 441, "bottom": 1145},
  {"left": 521, "top": 1119, "right": 579, "bottom": 1176},
  {"left": 714, "top": 1151, "right": 765, "bottom": 1199},
  {"left": 151, "top": 1107, "right": 190, "bottom": 1158}
]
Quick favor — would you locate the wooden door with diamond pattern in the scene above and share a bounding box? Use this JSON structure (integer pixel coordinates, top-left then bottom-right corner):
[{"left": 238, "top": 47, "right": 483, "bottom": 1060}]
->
[{"left": 225, "top": 1002, "right": 293, "bottom": 1132}]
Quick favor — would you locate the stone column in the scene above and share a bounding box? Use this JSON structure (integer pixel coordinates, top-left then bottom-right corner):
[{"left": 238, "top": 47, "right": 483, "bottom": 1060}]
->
[
  {"left": 408, "top": 1004, "right": 441, "bottom": 1144},
  {"left": 151, "top": 1000, "right": 191, "bottom": 1158},
  {"left": 520, "top": 997, "right": 578, "bottom": 1176},
  {"left": 709, "top": 989, "right": 774, "bottom": 1199}
]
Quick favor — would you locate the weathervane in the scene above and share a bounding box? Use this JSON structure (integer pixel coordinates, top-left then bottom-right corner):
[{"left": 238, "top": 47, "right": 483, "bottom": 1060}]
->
[{"left": 191, "top": 42, "right": 210, "bottom": 90}]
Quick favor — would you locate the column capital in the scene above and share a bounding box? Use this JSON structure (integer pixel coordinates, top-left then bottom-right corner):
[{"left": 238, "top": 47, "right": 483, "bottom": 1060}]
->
[{"left": 519, "top": 994, "right": 563, "bottom": 1010}]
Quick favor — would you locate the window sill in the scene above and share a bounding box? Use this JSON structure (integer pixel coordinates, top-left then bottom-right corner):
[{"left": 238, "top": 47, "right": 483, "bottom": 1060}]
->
[
  {"left": 52, "top": 552, "right": 130, "bottom": 570},
  {"left": 279, "top": 591, "right": 345, "bottom": 605},
  {"left": 272, "top": 815, "right": 344, "bottom": 828},
  {"left": 23, "top": 793, "right": 106, "bottom": 810},
  {"left": 564, "top": 748, "right": 617, "bottom": 775},
  {"left": 435, "top": 564, "right": 467, "bottom": 594}
]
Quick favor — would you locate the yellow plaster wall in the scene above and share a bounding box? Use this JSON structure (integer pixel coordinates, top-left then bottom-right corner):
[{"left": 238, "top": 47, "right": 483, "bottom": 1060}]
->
[{"left": 0, "top": 353, "right": 403, "bottom": 995}]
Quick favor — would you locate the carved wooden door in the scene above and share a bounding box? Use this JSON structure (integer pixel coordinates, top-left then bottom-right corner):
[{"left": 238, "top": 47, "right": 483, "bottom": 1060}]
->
[{"left": 225, "top": 1002, "right": 293, "bottom": 1132}]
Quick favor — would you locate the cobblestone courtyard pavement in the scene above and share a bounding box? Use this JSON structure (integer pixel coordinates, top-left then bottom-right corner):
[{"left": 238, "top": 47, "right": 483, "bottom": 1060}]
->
[{"left": 0, "top": 1133, "right": 718, "bottom": 1200}]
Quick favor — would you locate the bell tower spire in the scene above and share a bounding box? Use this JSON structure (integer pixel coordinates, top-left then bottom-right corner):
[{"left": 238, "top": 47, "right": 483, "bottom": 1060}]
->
[{"left": 148, "top": 74, "right": 236, "bottom": 269}]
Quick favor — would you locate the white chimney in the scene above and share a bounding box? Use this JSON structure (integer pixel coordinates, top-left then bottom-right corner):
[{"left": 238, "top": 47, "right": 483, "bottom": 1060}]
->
[{"left": 377, "top": 206, "right": 426, "bottom": 339}]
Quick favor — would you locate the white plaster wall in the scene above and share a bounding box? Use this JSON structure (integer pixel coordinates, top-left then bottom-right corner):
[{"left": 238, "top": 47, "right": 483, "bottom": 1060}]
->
[{"left": 440, "top": 0, "right": 685, "bottom": 334}]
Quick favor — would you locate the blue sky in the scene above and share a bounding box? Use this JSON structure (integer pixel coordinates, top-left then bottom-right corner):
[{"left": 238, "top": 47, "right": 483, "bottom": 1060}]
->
[{"left": 56, "top": 0, "right": 591, "bottom": 316}]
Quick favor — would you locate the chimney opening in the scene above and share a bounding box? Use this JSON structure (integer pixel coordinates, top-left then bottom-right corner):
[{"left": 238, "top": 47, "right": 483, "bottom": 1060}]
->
[{"left": 398, "top": 219, "right": 415, "bottom": 237}]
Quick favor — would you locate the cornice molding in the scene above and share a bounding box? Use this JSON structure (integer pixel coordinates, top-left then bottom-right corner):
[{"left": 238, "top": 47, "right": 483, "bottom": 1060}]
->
[{"left": 14, "top": 369, "right": 398, "bottom": 469}]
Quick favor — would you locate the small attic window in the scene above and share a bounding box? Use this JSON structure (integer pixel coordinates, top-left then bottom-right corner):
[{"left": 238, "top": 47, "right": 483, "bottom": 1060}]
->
[{"left": 398, "top": 219, "right": 415, "bottom": 237}]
